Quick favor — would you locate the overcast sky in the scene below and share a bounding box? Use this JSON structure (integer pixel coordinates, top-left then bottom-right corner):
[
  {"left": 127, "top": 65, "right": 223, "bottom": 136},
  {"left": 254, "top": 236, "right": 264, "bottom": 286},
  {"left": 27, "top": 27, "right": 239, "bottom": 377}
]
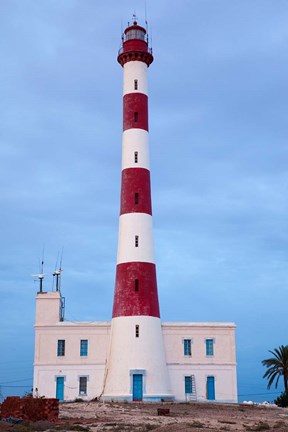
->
[{"left": 0, "top": 0, "right": 287, "bottom": 403}]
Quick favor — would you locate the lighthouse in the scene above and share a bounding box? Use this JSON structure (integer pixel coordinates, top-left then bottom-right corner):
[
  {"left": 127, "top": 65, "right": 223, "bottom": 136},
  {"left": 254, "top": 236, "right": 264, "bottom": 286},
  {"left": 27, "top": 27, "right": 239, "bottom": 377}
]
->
[
  {"left": 33, "top": 17, "right": 237, "bottom": 404},
  {"left": 103, "top": 19, "right": 172, "bottom": 401}
]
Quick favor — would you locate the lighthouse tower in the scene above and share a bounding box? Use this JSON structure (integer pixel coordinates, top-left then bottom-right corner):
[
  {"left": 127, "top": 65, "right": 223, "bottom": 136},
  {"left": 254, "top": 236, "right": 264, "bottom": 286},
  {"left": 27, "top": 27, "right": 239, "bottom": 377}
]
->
[{"left": 103, "top": 20, "right": 172, "bottom": 401}]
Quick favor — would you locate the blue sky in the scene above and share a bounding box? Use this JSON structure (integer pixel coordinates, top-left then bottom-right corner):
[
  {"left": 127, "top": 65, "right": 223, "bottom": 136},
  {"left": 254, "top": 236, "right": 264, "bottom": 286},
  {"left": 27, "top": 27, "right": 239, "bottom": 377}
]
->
[{"left": 0, "top": 0, "right": 287, "bottom": 402}]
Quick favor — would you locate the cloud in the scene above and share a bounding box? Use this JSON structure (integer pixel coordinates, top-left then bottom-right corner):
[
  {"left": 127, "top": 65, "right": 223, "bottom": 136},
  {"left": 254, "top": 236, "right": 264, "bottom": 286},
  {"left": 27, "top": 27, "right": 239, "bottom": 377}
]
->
[{"left": 0, "top": 0, "right": 287, "bottom": 402}]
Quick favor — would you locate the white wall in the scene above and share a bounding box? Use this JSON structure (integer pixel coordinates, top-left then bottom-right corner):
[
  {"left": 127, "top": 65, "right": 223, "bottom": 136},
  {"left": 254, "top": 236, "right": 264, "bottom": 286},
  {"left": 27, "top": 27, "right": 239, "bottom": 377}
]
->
[
  {"left": 33, "top": 294, "right": 237, "bottom": 402},
  {"left": 34, "top": 293, "right": 111, "bottom": 400},
  {"left": 33, "top": 364, "right": 106, "bottom": 401},
  {"left": 162, "top": 322, "right": 238, "bottom": 402},
  {"left": 35, "top": 292, "right": 61, "bottom": 324},
  {"left": 117, "top": 213, "right": 155, "bottom": 264},
  {"left": 123, "top": 60, "right": 148, "bottom": 96},
  {"left": 122, "top": 129, "right": 150, "bottom": 170},
  {"left": 103, "top": 316, "right": 172, "bottom": 400},
  {"left": 33, "top": 320, "right": 111, "bottom": 400}
]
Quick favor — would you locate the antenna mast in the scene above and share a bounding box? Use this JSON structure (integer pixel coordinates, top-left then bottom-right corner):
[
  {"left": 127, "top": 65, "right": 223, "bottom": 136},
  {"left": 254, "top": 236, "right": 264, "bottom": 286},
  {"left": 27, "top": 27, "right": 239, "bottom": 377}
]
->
[
  {"left": 53, "top": 248, "right": 63, "bottom": 292},
  {"left": 53, "top": 268, "right": 62, "bottom": 292},
  {"left": 144, "top": 2, "right": 150, "bottom": 47},
  {"left": 32, "top": 259, "right": 46, "bottom": 293}
]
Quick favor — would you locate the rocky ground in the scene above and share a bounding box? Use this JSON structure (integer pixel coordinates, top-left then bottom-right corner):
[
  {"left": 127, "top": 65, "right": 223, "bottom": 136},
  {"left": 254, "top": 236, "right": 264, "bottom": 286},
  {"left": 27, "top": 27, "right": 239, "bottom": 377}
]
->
[{"left": 1, "top": 400, "right": 288, "bottom": 432}]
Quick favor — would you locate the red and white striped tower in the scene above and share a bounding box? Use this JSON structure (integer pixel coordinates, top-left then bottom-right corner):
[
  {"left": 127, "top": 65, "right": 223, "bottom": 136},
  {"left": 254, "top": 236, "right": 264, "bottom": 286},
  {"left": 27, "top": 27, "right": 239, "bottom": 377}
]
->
[{"left": 103, "top": 20, "right": 172, "bottom": 401}]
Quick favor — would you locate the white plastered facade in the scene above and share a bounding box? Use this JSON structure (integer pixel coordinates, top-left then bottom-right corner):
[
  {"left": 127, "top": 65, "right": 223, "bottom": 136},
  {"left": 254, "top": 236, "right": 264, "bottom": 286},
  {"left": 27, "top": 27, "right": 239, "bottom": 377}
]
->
[
  {"left": 122, "top": 129, "right": 150, "bottom": 170},
  {"left": 103, "top": 54, "right": 174, "bottom": 401},
  {"left": 117, "top": 213, "right": 154, "bottom": 264},
  {"left": 103, "top": 316, "right": 172, "bottom": 400},
  {"left": 33, "top": 292, "right": 237, "bottom": 402},
  {"left": 123, "top": 60, "right": 148, "bottom": 96}
]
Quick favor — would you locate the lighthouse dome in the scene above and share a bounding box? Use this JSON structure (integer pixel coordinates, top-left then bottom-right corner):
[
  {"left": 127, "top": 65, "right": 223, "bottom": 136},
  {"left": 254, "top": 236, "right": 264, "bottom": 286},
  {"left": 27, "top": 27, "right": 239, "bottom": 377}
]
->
[{"left": 125, "top": 22, "right": 146, "bottom": 41}]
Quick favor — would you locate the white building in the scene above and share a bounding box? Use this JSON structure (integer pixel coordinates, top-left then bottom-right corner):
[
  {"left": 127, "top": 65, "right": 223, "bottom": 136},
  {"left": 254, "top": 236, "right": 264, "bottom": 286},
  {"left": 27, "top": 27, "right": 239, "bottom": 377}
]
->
[
  {"left": 33, "top": 19, "right": 237, "bottom": 403},
  {"left": 33, "top": 292, "right": 237, "bottom": 402}
]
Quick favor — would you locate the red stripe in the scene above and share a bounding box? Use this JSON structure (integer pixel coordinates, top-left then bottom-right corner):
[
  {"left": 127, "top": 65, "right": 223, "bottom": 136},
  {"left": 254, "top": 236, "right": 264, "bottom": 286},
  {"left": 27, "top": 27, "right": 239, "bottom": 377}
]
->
[
  {"left": 118, "top": 50, "right": 153, "bottom": 67},
  {"left": 123, "top": 93, "right": 148, "bottom": 131},
  {"left": 123, "top": 40, "right": 148, "bottom": 53},
  {"left": 112, "top": 262, "right": 160, "bottom": 318},
  {"left": 118, "top": 40, "right": 154, "bottom": 67},
  {"left": 120, "top": 168, "right": 152, "bottom": 215}
]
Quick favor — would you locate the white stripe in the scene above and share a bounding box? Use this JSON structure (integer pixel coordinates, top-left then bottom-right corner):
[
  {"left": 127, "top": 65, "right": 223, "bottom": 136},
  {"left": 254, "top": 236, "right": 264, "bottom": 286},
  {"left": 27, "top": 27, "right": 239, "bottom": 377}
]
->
[
  {"left": 117, "top": 213, "right": 154, "bottom": 264},
  {"left": 122, "top": 129, "right": 150, "bottom": 170},
  {"left": 104, "top": 316, "right": 172, "bottom": 398},
  {"left": 123, "top": 61, "right": 148, "bottom": 96}
]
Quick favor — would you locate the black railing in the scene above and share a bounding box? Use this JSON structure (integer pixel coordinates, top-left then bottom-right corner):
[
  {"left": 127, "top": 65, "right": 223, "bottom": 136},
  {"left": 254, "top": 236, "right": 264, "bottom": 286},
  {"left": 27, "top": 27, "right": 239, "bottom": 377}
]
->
[{"left": 118, "top": 46, "right": 153, "bottom": 56}]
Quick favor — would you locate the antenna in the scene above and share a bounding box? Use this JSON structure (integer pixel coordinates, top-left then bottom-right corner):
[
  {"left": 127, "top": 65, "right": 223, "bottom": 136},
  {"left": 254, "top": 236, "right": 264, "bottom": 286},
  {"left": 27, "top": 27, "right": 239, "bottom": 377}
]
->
[
  {"left": 53, "top": 247, "right": 64, "bottom": 292},
  {"left": 145, "top": 0, "right": 150, "bottom": 44},
  {"left": 120, "top": 18, "right": 124, "bottom": 46},
  {"left": 32, "top": 259, "right": 46, "bottom": 293},
  {"left": 52, "top": 251, "right": 59, "bottom": 291}
]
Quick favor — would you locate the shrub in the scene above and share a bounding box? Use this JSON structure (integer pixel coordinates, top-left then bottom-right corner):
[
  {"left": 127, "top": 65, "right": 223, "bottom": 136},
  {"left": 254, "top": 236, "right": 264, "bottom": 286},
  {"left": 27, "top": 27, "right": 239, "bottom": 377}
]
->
[{"left": 274, "top": 390, "right": 288, "bottom": 408}]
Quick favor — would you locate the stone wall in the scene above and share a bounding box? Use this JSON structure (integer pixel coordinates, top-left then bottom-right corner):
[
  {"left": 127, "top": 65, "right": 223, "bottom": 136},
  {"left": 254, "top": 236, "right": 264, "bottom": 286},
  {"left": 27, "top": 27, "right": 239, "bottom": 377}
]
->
[{"left": 0, "top": 396, "right": 59, "bottom": 421}]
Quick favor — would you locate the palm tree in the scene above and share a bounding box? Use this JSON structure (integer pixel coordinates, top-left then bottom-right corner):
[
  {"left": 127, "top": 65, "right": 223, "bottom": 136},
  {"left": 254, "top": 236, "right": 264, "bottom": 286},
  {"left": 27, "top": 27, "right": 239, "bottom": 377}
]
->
[{"left": 262, "top": 345, "right": 288, "bottom": 392}]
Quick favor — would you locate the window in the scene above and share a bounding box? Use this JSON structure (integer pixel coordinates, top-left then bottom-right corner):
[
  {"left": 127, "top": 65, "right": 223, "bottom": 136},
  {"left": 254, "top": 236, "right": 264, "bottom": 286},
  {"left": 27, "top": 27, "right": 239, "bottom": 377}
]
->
[
  {"left": 135, "top": 235, "right": 139, "bottom": 247},
  {"left": 134, "top": 112, "right": 138, "bottom": 122},
  {"left": 80, "top": 339, "right": 88, "bottom": 356},
  {"left": 134, "top": 151, "right": 138, "bottom": 163},
  {"left": 135, "top": 325, "right": 139, "bottom": 338},
  {"left": 135, "top": 192, "right": 139, "bottom": 204},
  {"left": 126, "top": 29, "right": 145, "bottom": 41},
  {"left": 134, "top": 79, "right": 138, "bottom": 90},
  {"left": 184, "top": 339, "right": 192, "bottom": 356},
  {"left": 57, "top": 340, "right": 65, "bottom": 357},
  {"left": 135, "top": 279, "right": 139, "bottom": 292},
  {"left": 206, "top": 339, "right": 214, "bottom": 356},
  {"left": 185, "top": 376, "right": 192, "bottom": 394},
  {"left": 79, "top": 376, "right": 87, "bottom": 395}
]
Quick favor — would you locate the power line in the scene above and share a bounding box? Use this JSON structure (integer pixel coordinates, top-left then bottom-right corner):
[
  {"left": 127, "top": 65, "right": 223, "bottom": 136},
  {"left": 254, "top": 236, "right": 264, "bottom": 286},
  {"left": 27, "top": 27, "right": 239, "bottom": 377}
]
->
[
  {"left": 0, "top": 385, "right": 32, "bottom": 388},
  {"left": 0, "top": 378, "right": 32, "bottom": 385},
  {"left": 238, "top": 391, "right": 281, "bottom": 396},
  {"left": 0, "top": 360, "right": 32, "bottom": 365}
]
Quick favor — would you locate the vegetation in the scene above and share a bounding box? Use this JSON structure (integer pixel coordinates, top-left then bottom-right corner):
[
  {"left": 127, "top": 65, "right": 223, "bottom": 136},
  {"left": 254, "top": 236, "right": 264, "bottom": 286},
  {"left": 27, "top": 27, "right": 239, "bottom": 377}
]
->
[
  {"left": 262, "top": 345, "right": 288, "bottom": 391},
  {"left": 274, "top": 390, "right": 288, "bottom": 408}
]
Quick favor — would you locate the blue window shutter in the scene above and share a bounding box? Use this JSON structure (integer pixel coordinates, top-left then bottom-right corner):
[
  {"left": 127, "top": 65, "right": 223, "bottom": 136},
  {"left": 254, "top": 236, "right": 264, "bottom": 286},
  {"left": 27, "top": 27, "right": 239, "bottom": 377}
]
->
[
  {"left": 57, "top": 340, "right": 65, "bottom": 356},
  {"left": 80, "top": 340, "right": 88, "bottom": 356},
  {"left": 206, "top": 339, "right": 214, "bottom": 356},
  {"left": 184, "top": 339, "right": 192, "bottom": 356}
]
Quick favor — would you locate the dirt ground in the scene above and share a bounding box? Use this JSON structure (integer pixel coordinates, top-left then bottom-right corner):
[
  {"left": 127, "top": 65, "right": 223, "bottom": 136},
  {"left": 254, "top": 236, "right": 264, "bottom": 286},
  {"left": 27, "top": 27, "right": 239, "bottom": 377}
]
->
[{"left": 1, "top": 400, "right": 288, "bottom": 432}]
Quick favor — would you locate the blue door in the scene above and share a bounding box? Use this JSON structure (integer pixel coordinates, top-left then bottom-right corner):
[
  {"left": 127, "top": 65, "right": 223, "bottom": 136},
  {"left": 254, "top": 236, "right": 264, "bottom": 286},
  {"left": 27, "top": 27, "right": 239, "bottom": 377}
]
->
[
  {"left": 133, "top": 374, "right": 143, "bottom": 401},
  {"left": 207, "top": 376, "right": 215, "bottom": 400},
  {"left": 185, "top": 376, "right": 192, "bottom": 394},
  {"left": 56, "top": 377, "right": 64, "bottom": 400}
]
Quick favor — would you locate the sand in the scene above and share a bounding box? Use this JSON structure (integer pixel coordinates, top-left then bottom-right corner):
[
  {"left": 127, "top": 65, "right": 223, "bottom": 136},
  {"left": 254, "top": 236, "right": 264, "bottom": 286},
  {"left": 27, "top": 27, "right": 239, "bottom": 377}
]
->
[{"left": 1, "top": 400, "right": 288, "bottom": 431}]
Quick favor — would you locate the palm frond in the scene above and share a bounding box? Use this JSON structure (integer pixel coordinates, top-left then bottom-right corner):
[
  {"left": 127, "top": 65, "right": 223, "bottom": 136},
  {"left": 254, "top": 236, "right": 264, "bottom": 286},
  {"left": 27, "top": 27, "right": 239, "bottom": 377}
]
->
[{"left": 262, "top": 345, "right": 288, "bottom": 390}]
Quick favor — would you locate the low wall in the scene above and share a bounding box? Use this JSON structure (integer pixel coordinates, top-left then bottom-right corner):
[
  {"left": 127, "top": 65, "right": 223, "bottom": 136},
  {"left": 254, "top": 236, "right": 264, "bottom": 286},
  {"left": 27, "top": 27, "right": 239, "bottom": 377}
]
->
[{"left": 0, "top": 396, "right": 59, "bottom": 421}]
